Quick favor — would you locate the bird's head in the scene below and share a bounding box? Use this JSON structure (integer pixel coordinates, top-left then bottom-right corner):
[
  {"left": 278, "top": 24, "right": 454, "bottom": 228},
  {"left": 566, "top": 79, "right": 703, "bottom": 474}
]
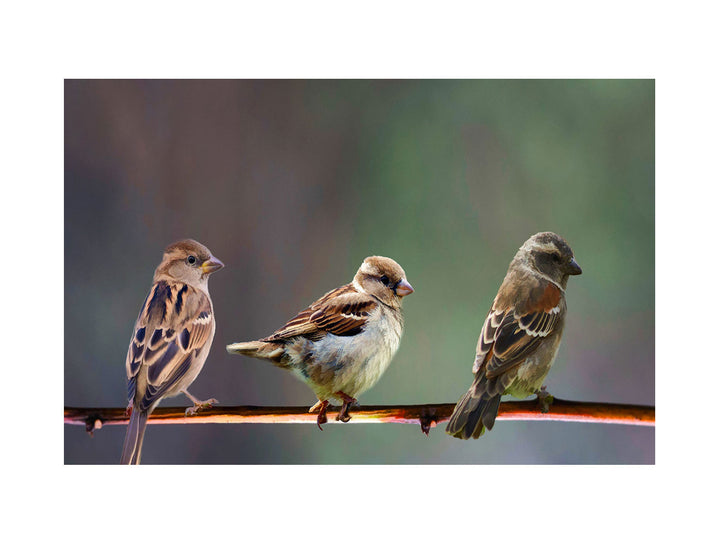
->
[
  {"left": 154, "top": 239, "right": 224, "bottom": 288},
  {"left": 519, "top": 232, "right": 582, "bottom": 287},
  {"left": 353, "top": 255, "right": 414, "bottom": 308}
]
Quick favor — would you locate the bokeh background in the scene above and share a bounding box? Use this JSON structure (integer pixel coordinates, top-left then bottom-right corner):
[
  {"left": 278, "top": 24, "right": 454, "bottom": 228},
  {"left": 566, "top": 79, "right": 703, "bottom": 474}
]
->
[{"left": 64, "top": 79, "right": 654, "bottom": 464}]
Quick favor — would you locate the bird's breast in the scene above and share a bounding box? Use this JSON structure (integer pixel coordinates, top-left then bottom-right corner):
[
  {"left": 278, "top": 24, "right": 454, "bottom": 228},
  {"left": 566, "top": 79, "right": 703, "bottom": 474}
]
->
[{"left": 299, "top": 306, "right": 403, "bottom": 400}]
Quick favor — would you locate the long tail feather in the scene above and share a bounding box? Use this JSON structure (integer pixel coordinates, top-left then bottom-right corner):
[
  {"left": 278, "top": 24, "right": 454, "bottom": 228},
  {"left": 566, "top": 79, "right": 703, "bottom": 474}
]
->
[
  {"left": 120, "top": 408, "right": 149, "bottom": 464},
  {"left": 226, "top": 341, "right": 265, "bottom": 356},
  {"left": 446, "top": 375, "right": 503, "bottom": 440},
  {"left": 226, "top": 340, "right": 285, "bottom": 363}
]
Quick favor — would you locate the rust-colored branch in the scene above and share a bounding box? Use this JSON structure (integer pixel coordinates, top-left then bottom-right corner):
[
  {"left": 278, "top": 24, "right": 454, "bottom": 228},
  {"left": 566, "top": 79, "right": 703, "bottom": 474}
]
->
[{"left": 65, "top": 398, "right": 654, "bottom": 435}]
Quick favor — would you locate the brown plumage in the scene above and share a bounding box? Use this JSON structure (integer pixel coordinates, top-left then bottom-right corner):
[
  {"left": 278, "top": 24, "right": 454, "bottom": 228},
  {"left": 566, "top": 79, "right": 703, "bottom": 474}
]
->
[
  {"left": 446, "top": 232, "right": 582, "bottom": 440},
  {"left": 227, "top": 255, "right": 414, "bottom": 428},
  {"left": 121, "top": 239, "right": 224, "bottom": 464}
]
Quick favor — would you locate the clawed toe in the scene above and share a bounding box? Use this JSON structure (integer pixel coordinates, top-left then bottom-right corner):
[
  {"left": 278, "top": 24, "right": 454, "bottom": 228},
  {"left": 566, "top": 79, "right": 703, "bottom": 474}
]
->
[
  {"left": 335, "top": 392, "right": 357, "bottom": 423},
  {"left": 337, "top": 406, "right": 352, "bottom": 423},
  {"left": 185, "top": 398, "right": 219, "bottom": 416},
  {"left": 309, "top": 394, "right": 357, "bottom": 427},
  {"left": 310, "top": 400, "right": 329, "bottom": 430},
  {"left": 535, "top": 386, "right": 553, "bottom": 413},
  {"left": 317, "top": 411, "right": 328, "bottom": 430},
  {"left": 185, "top": 406, "right": 198, "bottom": 416}
]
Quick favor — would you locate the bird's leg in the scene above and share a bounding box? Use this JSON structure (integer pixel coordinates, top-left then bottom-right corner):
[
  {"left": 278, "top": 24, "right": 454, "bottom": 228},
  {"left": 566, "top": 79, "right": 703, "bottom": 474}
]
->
[
  {"left": 535, "top": 385, "right": 554, "bottom": 413},
  {"left": 182, "top": 390, "right": 219, "bottom": 416},
  {"left": 335, "top": 391, "right": 357, "bottom": 423},
  {"left": 125, "top": 403, "right": 133, "bottom": 417},
  {"left": 309, "top": 400, "right": 329, "bottom": 430}
]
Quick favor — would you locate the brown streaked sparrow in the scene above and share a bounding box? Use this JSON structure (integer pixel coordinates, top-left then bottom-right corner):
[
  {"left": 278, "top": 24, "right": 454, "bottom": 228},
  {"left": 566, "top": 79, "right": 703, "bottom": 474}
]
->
[
  {"left": 227, "top": 256, "right": 414, "bottom": 429},
  {"left": 120, "top": 239, "right": 224, "bottom": 464},
  {"left": 446, "top": 232, "right": 582, "bottom": 440}
]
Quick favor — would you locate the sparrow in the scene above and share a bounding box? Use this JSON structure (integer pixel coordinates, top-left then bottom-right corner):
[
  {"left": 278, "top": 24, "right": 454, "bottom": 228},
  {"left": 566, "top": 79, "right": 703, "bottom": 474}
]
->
[
  {"left": 120, "top": 239, "right": 224, "bottom": 464},
  {"left": 446, "top": 232, "right": 582, "bottom": 440},
  {"left": 227, "top": 256, "right": 414, "bottom": 429}
]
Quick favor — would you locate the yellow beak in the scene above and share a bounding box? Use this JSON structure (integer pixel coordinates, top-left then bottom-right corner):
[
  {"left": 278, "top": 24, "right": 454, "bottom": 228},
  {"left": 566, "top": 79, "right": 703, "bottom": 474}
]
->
[{"left": 201, "top": 256, "right": 224, "bottom": 274}]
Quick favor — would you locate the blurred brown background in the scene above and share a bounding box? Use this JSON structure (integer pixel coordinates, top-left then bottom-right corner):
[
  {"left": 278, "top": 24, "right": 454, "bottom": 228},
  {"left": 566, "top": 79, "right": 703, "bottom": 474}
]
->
[{"left": 64, "top": 80, "right": 654, "bottom": 464}]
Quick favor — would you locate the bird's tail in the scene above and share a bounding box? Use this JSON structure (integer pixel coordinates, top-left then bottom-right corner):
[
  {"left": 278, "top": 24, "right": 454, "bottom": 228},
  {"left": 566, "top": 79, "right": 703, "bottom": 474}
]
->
[
  {"left": 445, "top": 375, "right": 503, "bottom": 440},
  {"left": 226, "top": 340, "right": 286, "bottom": 363},
  {"left": 120, "top": 408, "right": 149, "bottom": 465}
]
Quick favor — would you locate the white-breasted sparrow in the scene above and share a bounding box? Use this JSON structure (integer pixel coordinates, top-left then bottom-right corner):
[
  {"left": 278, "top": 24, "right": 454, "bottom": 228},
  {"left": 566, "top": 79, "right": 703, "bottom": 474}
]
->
[
  {"left": 227, "top": 256, "right": 414, "bottom": 428},
  {"left": 446, "top": 232, "right": 581, "bottom": 439},
  {"left": 120, "top": 239, "right": 224, "bottom": 464}
]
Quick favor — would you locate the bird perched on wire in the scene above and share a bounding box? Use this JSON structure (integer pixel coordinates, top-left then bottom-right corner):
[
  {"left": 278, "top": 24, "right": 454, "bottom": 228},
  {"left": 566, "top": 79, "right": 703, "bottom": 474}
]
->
[
  {"left": 446, "top": 232, "right": 582, "bottom": 440},
  {"left": 227, "top": 256, "right": 414, "bottom": 429},
  {"left": 120, "top": 239, "right": 224, "bottom": 464}
]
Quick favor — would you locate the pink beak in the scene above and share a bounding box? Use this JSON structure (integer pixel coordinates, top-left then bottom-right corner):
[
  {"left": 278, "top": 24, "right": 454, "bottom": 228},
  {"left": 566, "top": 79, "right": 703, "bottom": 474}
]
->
[{"left": 395, "top": 279, "right": 414, "bottom": 297}]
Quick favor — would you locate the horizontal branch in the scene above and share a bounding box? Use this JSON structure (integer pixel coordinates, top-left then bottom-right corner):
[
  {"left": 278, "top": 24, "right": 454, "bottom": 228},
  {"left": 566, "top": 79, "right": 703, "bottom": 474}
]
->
[{"left": 65, "top": 398, "right": 654, "bottom": 435}]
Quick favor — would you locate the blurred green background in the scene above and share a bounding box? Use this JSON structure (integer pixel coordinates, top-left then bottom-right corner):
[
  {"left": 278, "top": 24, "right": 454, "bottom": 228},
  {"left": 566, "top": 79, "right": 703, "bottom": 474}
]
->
[{"left": 64, "top": 80, "right": 654, "bottom": 464}]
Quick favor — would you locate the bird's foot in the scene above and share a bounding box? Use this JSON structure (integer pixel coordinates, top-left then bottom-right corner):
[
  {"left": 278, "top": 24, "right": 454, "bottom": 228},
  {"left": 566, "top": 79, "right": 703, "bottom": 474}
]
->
[
  {"left": 125, "top": 404, "right": 133, "bottom": 417},
  {"left": 310, "top": 400, "right": 329, "bottom": 430},
  {"left": 535, "top": 386, "right": 554, "bottom": 413},
  {"left": 185, "top": 398, "right": 219, "bottom": 416},
  {"left": 335, "top": 392, "right": 357, "bottom": 423}
]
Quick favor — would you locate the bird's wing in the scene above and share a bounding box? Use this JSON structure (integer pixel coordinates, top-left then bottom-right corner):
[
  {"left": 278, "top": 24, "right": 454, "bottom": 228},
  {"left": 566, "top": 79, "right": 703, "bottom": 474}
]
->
[
  {"left": 126, "top": 281, "right": 214, "bottom": 410},
  {"left": 473, "top": 281, "right": 563, "bottom": 378},
  {"left": 264, "top": 284, "right": 378, "bottom": 342}
]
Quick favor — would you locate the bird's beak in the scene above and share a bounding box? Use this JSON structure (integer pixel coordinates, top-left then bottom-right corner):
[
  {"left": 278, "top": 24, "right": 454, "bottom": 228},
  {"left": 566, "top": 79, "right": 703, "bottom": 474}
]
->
[
  {"left": 201, "top": 256, "right": 225, "bottom": 274},
  {"left": 395, "top": 279, "right": 414, "bottom": 297},
  {"left": 567, "top": 258, "right": 582, "bottom": 275}
]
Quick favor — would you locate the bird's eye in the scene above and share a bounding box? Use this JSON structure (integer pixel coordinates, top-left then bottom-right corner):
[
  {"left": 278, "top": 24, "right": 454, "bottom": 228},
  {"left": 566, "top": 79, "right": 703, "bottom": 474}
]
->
[
  {"left": 380, "top": 275, "right": 390, "bottom": 286},
  {"left": 187, "top": 255, "right": 197, "bottom": 266},
  {"left": 551, "top": 253, "right": 561, "bottom": 262}
]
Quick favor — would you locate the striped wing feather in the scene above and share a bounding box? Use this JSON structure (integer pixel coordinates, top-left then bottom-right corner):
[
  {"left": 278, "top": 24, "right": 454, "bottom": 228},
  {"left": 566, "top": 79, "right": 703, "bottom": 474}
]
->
[
  {"left": 263, "top": 284, "right": 377, "bottom": 342},
  {"left": 126, "top": 281, "right": 213, "bottom": 410},
  {"left": 473, "top": 281, "right": 562, "bottom": 378}
]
